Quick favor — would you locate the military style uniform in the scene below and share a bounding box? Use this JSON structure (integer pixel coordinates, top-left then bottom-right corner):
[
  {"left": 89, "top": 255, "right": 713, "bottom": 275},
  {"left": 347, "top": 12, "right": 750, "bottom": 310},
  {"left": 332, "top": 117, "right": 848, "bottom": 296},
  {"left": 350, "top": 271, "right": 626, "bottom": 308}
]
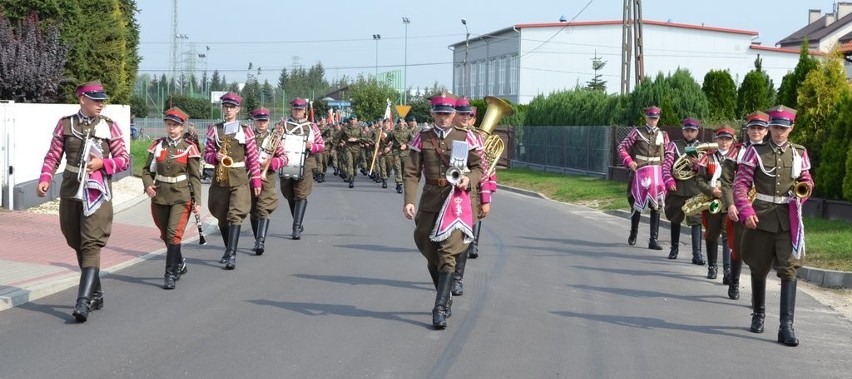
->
[
  {"left": 390, "top": 123, "right": 414, "bottom": 193},
  {"left": 696, "top": 129, "right": 736, "bottom": 280},
  {"left": 616, "top": 109, "right": 669, "bottom": 251},
  {"left": 250, "top": 108, "right": 287, "bottom": 253},
  {"left": 204, "top": 93, "right": 263, "bottom": 270},
  {"left": 662, "top": 119, "right": 705, "bottom": 262},
  {"left": 404, "top": 110, "right": 483, "bottom": 329},
  {"left": 279, "top": 105, "right": 326, "bottom": 240},
  {"left": 733, "top": 105, "right": 812, "bottom": 346},
  {"left": 142, "top": 110, "right": 201, "bottom": 289},
  {"left": 38, "top": 80, "right": 130, "bottom": 322},
  {"left": 338, "top": 119, "right": 366, "bottom": 187}
]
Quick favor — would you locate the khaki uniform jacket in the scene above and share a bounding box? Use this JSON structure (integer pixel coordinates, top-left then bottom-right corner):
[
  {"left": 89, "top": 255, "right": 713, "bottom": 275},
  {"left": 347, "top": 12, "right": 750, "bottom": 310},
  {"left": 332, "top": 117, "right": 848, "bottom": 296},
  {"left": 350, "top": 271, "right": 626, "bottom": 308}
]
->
[
  {"left": 404, "top": 126, "right": 483, "bottom": 213},
  {"left": 142, "top": 138, "right": 202, "bottom": 205}
]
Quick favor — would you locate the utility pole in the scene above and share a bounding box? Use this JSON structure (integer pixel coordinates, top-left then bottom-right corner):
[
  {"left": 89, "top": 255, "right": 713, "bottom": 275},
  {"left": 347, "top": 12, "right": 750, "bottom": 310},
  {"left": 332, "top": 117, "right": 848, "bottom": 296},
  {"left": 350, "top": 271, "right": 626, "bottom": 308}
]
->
[{"left": 620, "top": 0, "right": 644, "bottom": 94}]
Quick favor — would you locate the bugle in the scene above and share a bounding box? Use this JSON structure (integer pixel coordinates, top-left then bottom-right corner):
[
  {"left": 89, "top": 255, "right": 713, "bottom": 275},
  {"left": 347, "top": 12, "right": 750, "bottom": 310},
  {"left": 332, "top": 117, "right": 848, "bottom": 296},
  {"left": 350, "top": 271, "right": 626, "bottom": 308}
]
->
[{"left": 792, "top": 181, "right": 812, "bottom": 199}]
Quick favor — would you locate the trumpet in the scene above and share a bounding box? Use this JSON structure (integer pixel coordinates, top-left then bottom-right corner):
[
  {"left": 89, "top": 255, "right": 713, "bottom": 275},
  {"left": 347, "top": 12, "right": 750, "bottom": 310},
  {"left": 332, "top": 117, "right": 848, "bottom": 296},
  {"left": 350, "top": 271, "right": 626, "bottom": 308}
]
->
[
  {"left": 445, "top": 166, "right": 466, "bottom": 187},
  {"left": 73, "top": 131, "right": 95, "bottom": 201},
  {"left": 672, "top": 143, "right": 718, "bottom": 180},
  {"left": 792, "top": 181, "right": 812, "bottom": 199},
  {"left": 682, "top": 193, "right": 722, "bottom": 216}
]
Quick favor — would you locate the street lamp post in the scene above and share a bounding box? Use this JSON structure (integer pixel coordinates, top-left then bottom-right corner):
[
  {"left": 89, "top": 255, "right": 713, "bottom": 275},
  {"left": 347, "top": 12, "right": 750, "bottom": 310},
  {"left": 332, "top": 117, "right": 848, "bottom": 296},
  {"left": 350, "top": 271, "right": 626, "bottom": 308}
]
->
[
  {"left": 402, "top": 17, "right": 410, "bottom": 104},
  {"left": 372, "top": 34, "right": 381, "bottom": 79},
  {"left": 175, "top": 33, "right": 189, "bottom": 94},
  {"left": 461, "top": 19, "right": 469, "bottom": 97}
]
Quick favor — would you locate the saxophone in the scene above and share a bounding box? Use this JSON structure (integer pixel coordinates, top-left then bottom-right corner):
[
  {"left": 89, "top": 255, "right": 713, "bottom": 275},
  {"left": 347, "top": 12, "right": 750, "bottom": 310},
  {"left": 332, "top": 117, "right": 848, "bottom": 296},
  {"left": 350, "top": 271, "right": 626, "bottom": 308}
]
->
[
  {"left": 682, "top": 192, "right": 722, "bottom": 216},
  {"left": 215, "top": 135, "right": 232, "bottom": 184}
]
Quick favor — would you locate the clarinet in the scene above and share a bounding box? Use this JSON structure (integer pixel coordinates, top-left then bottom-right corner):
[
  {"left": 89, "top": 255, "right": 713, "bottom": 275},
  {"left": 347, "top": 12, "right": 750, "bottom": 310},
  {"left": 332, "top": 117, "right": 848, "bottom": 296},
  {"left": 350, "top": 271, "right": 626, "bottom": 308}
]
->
[{"left": 188, "top": 183, "right": 206, "bottom": 245}]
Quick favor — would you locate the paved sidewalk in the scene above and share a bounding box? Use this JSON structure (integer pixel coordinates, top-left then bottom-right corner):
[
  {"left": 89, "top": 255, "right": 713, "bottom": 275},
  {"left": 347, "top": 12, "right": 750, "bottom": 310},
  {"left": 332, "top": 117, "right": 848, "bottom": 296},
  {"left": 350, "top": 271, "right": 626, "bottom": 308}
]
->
[{"left": 0, "top": 177, "right": 217, "bottom": 312}]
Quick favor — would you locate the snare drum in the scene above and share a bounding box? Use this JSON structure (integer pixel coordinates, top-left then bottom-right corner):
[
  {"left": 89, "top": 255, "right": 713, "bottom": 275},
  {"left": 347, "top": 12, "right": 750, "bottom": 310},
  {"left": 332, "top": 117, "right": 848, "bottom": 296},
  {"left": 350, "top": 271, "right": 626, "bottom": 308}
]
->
[{"left": 279, "top": 134, "right": 309, "bottom": 180}]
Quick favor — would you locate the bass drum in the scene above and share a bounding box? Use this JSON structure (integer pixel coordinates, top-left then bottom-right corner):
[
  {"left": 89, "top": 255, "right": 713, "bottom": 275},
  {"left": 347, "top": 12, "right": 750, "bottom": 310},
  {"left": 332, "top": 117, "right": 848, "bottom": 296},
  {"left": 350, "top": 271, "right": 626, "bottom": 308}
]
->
[{"left": 279, "top": 133, "right": 309, "bottom": 180}]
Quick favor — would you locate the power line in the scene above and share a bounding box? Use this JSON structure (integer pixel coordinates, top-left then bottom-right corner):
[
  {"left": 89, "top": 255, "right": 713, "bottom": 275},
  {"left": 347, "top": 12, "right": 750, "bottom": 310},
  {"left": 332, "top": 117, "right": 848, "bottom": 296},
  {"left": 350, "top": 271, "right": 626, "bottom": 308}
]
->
[{"left": 521, "top": 0, "right": 597, "bottom": 58}]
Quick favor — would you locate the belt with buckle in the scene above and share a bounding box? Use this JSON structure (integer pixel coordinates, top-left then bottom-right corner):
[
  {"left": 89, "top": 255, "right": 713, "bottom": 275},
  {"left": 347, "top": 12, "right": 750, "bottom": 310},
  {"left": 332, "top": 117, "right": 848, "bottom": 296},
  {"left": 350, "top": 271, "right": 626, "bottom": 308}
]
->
[
  {"left": 425, "top": 178, "right": 449, "bottom": 187},
  {"left": 754, "top": 193, "right": 790, "bottom": 204},
  {"left": 156, "top": 174, "right": 188, "bottom": 184}
]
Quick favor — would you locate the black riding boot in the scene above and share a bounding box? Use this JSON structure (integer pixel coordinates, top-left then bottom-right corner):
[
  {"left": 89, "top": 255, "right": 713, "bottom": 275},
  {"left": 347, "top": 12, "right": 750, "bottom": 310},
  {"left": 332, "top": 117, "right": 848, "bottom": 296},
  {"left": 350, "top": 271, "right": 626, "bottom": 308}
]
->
[
  {"left": 163, "top": 244, "right": 178, "bottom": 290},
  {"left": 90, "top": 276, "right": 104, "bottom": 311},
  {"left": 452, "top": 249, "right": 468, "bottom": 296},
  {"left": 250, "top": 218, "right": 258, "bottom": 240},
  {"left": 175, "top": 244, "right": 187, "bottom": 281},
  {"left": 721, "top": 235, "right": 731, "bottom": 284},
  {"left": 668, "top": 222, "right": 681, "bottom": 259},
  {"left": 728, "top": 259, "right": 742, "bottom": 300},
  {"left": 254, "top": 218, "right": 269, "bottom": 255},
  {"left": 396, "top": 183, "right": 403, "bottom": 194},
  {"left": 750, "top": 276, "right": 766, "bottom": 333},
  {"left": 778, "top": 279, "right": 799, "bottom": 346},
  {"left": 349, "top": 177, "right": 355, "bottom": 188},
  {"left": 690, "top": 225, "right": 705, "bottom": 265},
  {"left": 628, "top": 211, "right": 640, "bottom": 246},
  {"left": 218, "top": 225, "right": 229, "bottom": 263},
  {"left": 288, "top": 199, "right": 296, "bottom": 217},
  {"left": 382, "top": 179, "right": 388, "bottom": 189},
  {"left": 706, "top": 240, "right": 718, "bottom": 279},
  {"left": 224, "top": 224, "right": 241, "bottom": 270},
  {"left": 648, "top": 211, "right": 663, "bottom": 250},
  {"left": 469, "top": 221, "right": 481, "bottom": 259},
  {"left": 292, "top": 200, "right": 307, "bottom": 240},
  {"left": 432, "top": 272, "right": 454, "bottom": 329},
  {"left": 72, "top": 267, "right": 99, "bottom": 322}
]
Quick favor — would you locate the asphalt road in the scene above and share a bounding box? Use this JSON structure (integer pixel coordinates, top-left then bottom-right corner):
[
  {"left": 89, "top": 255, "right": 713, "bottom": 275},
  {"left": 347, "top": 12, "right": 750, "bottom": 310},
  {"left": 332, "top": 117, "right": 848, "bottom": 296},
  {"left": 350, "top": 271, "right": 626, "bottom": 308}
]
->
[{"left": 2, "top": 174, "right": 851, "bottom": 378}]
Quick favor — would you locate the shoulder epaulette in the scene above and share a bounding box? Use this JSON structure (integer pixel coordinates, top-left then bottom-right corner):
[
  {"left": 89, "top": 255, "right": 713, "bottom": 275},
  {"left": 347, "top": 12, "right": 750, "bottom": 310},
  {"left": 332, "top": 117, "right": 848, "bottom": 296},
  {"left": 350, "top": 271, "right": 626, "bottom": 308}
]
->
[
  {"left": 100, "top": 115, "right": 114, "bottom": 123},
  {"left": 791, "top": 143, "right": 806, "bottom": 151}
]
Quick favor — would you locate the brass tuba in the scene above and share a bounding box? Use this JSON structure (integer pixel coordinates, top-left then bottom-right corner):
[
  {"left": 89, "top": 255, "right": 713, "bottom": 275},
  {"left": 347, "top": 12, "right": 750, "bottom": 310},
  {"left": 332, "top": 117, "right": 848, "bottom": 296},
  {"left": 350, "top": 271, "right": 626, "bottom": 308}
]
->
[
  {"left": 478, "top": 96, "right": 514, "bottom": 177},
  {"left": 672, "top": 143, "right": 718, "bottom": 180}
]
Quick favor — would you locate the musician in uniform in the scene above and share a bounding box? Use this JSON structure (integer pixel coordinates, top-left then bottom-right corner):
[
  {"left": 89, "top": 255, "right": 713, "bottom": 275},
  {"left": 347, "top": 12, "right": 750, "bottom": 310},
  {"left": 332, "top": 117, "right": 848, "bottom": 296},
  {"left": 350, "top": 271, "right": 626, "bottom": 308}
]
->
[
  {"left": 616, "top": 106, "right": 669, "bottom": 251},
  {"left": 720, "top": 111, "right": 769, "bottom": 300},
  {"left": 204, "top": 92, "right": 263, "bottom": 270},
  {"left": 338, "top": 114, "right": 365, "bottom": 188},
  {"left": 403, "top": 95, "right": 483, "bottom": 329},
  {"left": 391, "top": 115, "right": 416, "bottom": 194},
  {"left": 315, "top": 117, "right": 333, "bottom": 183},
  {"left": 695, "top": 127, "right": 736, "bottom": 280},
  {"left": 250, "top": 107, "right": 287, "bottom": 254},
  {"left": 142, "top": 107, "right": 202, "bottom": 289},
  {"left": 662, "top": 118, "right": 705, "bottom": 263},
  {"left": 733, "top": 105, "right": 813, "bottom": 346},
  {"left": 37, "top": 80, "right": 130, "bottom": 322},
  {"left": 377, "top": 117, "right": 395, "bottom": 189},
  {"left": 279, "top": 98, "right": 325, "bottom": 240}
]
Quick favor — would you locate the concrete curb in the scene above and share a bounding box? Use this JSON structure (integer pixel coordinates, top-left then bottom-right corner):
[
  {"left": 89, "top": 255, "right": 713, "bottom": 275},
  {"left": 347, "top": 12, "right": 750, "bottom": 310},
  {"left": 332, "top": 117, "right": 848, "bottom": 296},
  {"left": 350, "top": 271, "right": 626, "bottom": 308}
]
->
[{"left": 498, "top": 183, "right": 852, "bottom": 289}]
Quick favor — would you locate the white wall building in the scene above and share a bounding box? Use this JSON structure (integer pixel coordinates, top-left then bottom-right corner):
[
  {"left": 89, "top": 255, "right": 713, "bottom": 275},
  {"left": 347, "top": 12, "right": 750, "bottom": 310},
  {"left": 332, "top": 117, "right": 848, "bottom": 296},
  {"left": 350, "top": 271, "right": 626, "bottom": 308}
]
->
[{"left": 451, "top": 20, "right": 808, "bottom": 105}]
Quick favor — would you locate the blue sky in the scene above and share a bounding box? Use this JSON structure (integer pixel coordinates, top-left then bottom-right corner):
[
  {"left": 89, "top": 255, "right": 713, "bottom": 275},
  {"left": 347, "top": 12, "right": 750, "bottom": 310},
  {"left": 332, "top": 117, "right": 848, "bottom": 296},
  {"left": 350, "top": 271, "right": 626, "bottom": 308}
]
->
[{"left": 136, "top": 0, "right": 821, "bottom": 90}]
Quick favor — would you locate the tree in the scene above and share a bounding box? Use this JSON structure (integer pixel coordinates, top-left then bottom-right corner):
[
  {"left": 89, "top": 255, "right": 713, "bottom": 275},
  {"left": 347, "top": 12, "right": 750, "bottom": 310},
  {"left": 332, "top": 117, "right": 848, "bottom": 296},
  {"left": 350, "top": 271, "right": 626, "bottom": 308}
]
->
[
  {"left": 817, "top": 94, "right": 852, "bottom": 199},
  {"left": 130, "top": 94, "right": 147, "bottom": 117},
  {"left": 349, "top": 76, "right": 399, "bottom": 121},
  {"left": 586, "top": 52, "right": 607, "bottom": 92},
  {"left": 0, "top": 13, "right": 71, "bottom": 102},
  {"left": 777, "top": 41, "right": 818, "bottom": 110},
  {"left": 736, "top": 72, "right": 770, "bottom": 119},
  {"left": 210, "top": 70, "right": 223, "bottom": 91},
  {"left": 702, "top": 69, "right": 737, "bottom": 122},
  {"left": 797, "top": 51, "right": 850, "bottom": 190}
]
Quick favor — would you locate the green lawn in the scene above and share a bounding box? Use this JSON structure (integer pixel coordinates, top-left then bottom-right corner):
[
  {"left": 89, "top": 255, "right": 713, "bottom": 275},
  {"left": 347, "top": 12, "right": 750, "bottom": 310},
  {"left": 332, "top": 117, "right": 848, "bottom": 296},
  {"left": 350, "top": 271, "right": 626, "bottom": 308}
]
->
[
  {"left": 498, "top": 168, "right": 852, "bottom": 272},
  {"left": 130, "top": 139, "right": 151, "bottom": 177}
]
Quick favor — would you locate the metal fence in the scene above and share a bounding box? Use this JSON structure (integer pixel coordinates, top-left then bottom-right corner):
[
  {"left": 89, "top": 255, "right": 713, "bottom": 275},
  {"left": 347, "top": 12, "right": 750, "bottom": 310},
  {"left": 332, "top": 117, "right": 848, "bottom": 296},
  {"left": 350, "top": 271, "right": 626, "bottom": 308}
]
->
[
  {"left": 511, "top": 125, "right": 615, "bottom": 178},
  {"left": 132, "top": 118, "right": 221, "bottom": 140}
]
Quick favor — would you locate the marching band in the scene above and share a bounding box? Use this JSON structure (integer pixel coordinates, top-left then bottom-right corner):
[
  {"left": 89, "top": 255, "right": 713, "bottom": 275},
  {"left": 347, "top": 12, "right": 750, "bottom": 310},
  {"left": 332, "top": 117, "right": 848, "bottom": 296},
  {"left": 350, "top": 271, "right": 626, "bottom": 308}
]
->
[{"left": 37, "top": 80, "right": 814, "bottom": 346}]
